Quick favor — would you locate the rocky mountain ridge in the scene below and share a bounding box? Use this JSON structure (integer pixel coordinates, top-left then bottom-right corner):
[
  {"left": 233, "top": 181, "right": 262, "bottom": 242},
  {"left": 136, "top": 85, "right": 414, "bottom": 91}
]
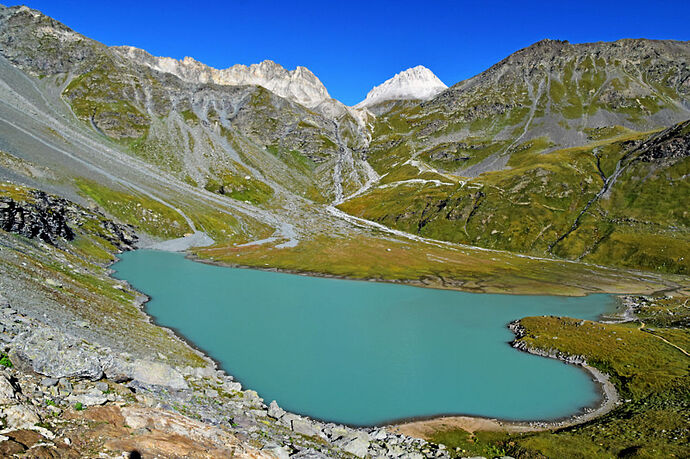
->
[
  {"left": 422, "top": 37, "right": 690, "bottom": 157},
  {"left": 0, "top": 3, "right": 380, "bottom": 204},
  {"left": 0, "top": 2, "right": 688, "bottom": 271},
  {"left": 115, "top": 46, "right": 333, "bottom": 109}
]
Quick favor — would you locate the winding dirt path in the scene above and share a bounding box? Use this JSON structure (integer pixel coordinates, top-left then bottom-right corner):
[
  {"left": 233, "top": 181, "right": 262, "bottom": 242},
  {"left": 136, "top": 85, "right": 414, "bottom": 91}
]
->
[{"left": 639, "top": 322, "right": 690, "bottom": 357}]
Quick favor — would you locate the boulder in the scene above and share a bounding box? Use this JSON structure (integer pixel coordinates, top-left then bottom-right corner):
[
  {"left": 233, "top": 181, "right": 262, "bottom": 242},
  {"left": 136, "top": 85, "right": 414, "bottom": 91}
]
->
[
  {"left": 223, "top": 381, "right": 242, "bottom": 392},
  {"left": 103, "top": 357, "right": 188, "bottom": 390},
  {"left": 291, "top": 418, "right": 325, "bottom": 440},
  {"left": 370, "top": 428, "right": 388, "bottom": 441},
  {"left": 40, "top": 377, "right": 58, "bottom": 388},
  {"left": 327, "top": 425, "right": 349, "bottom": 441},
  {"left": 263, "top": 444, "right": 291, "bottom": 459},
  {"left": 58, "top": 378, "right": 73, "bottom": 395},
  {"left": 267, "top": 400, "right": 285, "bottom": 419},
  {"left": 130, "top": 359, "right": 188, "bottom": 390},
  {"left": 336, "top": 432, "right": 370, "bottom": 458},
  {"left": 0, "top": 375, "right": 18, "bottom": 403},
  {"left": 67, "top": 393, "right": 107, "bottom": 407},
  {"left": 278, "top": 412, "right": 299, "bottom": 428},
  {"left": 95, "top": 382, "right": 109, "bottom": 392},
  {"left": 101, "top": 357, "right": 133, "bottom": 383},
  {"left": 11, "top": 328, "right": 103, "bottom": 380}
]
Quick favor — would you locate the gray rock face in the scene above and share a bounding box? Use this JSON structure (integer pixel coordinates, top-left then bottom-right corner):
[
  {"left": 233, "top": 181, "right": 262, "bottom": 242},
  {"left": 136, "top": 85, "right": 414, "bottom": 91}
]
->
[
  {"left": 0, "top": 373, "right": 18, "bottom": 403},
  {"left": 0, "top": 193, "right": 74, "bottom": 244},
  {"left": 279, "top": 412, "right": 300, "bottom": 428},
  {"left": 104, "top": 357, "right": 188, "bottom": 390},
  {"left": 116, "top": 46, "right": 332, "bottom": 109},
  {"left": 0, "top": 372, "right": 42, "bottom": 430},
  {"left": 1, "top": 403, "right": 41, "bottom": 429},
  {"left": 10, "top": 324, "right": 188, "bottom": 390},
  {"left": 67, "top": 392, "right": 108, "bottom": 407},
  {"left": 263, "top": 444, "right": 291, "bottom": 459},
  {"left": 11, "top": 328, "right": 103, "bottom": 380},
  {"left": 95, "top": 381, "right": 109, "bottom": 392},
  {"left": 101, "top": 357, "right": 133, "bottom": 383}
]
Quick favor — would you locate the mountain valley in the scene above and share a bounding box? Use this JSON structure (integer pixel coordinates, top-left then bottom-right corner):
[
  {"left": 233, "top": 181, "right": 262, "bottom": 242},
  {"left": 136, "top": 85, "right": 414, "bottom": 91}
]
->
[{"left": 0, "top": 3, "right": 688, "bottom": 458}]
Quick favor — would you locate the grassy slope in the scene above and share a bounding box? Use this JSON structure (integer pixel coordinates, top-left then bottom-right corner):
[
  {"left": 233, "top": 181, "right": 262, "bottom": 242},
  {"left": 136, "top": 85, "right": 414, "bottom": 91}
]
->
[
  {"left": 339, "top": 126, "right": 690, "bottom": 275},
  {"left": 194, "top": 233, "right": 685, "bottom": 296},
  {"left": 75, "top": 178, "right": 273, "bottom": 245},
  {"left": 75, "top": 179, "right": 191, "bottom": 239}
]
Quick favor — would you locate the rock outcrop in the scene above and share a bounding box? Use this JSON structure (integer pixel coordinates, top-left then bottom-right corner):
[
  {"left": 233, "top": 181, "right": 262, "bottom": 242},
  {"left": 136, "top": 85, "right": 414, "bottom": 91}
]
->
[
  {"left": 0, "top": 189, "right": 136, "bottom": 249},
  {"left": 0, "top": 192, "right": 74, "bottom": 244}
]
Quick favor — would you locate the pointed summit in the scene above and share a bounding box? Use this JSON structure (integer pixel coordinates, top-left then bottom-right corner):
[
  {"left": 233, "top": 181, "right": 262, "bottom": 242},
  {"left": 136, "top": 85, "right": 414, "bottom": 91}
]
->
[{"left": 355, "top": 65, "right": 447, "bottom": 108}]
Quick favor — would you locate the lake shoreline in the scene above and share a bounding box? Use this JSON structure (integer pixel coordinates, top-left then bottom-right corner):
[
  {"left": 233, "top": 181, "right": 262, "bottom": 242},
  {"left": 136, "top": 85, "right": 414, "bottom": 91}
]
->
[
  {"left": 187, "top": 252, "right": 601, "bottom": 297},
  {"left": 386, "top": 313, "right": 623, "bottom": 438},
  {"left": 390, "top": 344, "right": 620, "bottom": 439},
  {"left": 187, "top": 239, "right": 686, "bottom": 298},
  {"left": 115, "top": 249, "right": 629, "bottom": 434}
]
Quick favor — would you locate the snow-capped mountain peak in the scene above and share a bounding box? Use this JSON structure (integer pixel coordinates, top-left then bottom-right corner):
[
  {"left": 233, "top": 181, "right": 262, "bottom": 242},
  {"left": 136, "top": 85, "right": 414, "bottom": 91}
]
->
[{"left": 355, "top": 65, "right": 447, "bottom": 108}]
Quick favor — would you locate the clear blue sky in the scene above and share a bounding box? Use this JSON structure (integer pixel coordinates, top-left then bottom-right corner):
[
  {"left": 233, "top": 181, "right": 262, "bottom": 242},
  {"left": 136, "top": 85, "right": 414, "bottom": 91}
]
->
[{"left": 14, "top": 0, "right": 690, "bottom": 105}]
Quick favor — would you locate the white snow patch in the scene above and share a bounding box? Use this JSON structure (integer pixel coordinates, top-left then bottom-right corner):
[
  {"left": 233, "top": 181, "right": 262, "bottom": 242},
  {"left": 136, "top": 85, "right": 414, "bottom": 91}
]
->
[{"left": 355, "top": 65, "right": 447, "bottom": 108}]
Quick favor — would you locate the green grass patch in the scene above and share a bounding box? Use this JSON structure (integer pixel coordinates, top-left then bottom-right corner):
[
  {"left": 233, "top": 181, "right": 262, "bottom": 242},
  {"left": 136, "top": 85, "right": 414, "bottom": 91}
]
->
[
  {"left": 0, "top": 353, "right": 13, "bottom": 368},
  {"left": 75, "top": 179, "right": 190, "bottom": 239}
]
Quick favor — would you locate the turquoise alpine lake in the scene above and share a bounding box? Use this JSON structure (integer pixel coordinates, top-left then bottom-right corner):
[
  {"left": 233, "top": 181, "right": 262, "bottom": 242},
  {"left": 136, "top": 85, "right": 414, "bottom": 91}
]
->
[{"left": 112, "top": 250, "right": 618, "bottom": 426}]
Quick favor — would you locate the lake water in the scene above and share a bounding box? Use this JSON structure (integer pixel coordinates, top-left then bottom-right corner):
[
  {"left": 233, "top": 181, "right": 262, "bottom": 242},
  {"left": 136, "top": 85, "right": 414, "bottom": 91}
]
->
[{"left": 112, "top": 250, "right": 616, "bottom": 426}]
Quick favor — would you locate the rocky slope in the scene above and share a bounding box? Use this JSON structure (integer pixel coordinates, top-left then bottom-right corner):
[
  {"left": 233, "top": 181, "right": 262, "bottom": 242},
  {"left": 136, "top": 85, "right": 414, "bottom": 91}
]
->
[
  {"left": 339, "top": 39, "right": 690, "bottom": 275},
  {"left": 0, "top": 184, "right": 452, "bottom": 458},
  {"left": 355, "top": 65, "right": 447, "bottom": 109},
  {"left": 0, "top": 4, "right": 374, "bottom": 204},
  {"left": 368, "top": 38, "right": 690, "bottom": 176}
]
